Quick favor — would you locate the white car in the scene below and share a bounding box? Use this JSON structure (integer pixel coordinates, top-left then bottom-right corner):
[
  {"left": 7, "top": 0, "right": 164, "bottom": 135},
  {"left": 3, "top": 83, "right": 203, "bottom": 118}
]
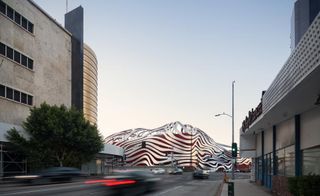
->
[{"left": 152, "top": 168, "right": 166, "bottom": 174}]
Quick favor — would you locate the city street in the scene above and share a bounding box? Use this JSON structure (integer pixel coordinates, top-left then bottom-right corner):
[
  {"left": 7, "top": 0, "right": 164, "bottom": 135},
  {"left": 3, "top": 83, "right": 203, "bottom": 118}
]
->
[{"left": 0, "top": 172, "right": 250, "bottom": 196}]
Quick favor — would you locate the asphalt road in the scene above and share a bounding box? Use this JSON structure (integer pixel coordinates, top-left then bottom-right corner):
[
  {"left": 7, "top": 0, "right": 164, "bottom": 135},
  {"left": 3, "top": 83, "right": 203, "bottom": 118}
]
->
[{"left": 0, "top": 172, "right": 249, "bottom": 196}]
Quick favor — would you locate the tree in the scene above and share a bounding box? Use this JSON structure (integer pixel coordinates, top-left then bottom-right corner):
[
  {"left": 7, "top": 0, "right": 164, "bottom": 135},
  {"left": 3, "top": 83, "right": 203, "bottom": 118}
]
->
[{"left": 6, "top": 103, "right": 104, "bottom": 169}]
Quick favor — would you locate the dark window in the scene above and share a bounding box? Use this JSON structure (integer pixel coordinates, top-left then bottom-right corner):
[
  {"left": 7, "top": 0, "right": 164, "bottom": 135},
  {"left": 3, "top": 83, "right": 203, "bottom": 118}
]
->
[
  {"left": 27, "top": 95, "right": 33, "bottom": 105},
  {"left": 14, "top": 90, "right": 20, "bottom": 102},
  {"left": 0, "top": 42, "right": 5, "bottom": 55},
  {"left": 6, "top": 46, "right": 13, "bottom": 59},
  {"left": 6, "top": 87, "right": 13, "bottom": 99},
  {"left": 27, "top": 22, "right": 33, "bottom": 33},
  {"left": 28, "top": 58, "right": 33, "bottom": 69},
  {"left": 21, "top": 16, "right": 27, "bottom": 29},
  {"left": 14, "top": 11, "right": 21, "bottom": 25},
  {"left": 0, "top": 84, "right": 5, "bottom": 97},
  {"left": 0, "top": 1, "right": 5, "bottom": 14},
  {"left": 21, "top": 54, "right": 27, "bottom": 67},
  {"left": 14, "top": 50, "right": 20, "bottom": 63},
  {"left": 21, "top": 92, "right": 27, "bottom": 104},
  {"left": 6, "top": 6, "right": 13, "bottom": 20}
]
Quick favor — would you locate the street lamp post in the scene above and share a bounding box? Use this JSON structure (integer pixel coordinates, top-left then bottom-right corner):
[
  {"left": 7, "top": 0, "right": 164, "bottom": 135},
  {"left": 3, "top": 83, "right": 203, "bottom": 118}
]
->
[{"left": 215, "top": 81, "right": 235, "bottom": 180}]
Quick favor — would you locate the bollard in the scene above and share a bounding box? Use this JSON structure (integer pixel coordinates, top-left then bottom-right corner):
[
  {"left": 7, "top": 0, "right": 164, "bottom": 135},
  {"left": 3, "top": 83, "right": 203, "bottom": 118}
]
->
[{"left": 228, "top": 182, "right": 234, "bottom": 196}]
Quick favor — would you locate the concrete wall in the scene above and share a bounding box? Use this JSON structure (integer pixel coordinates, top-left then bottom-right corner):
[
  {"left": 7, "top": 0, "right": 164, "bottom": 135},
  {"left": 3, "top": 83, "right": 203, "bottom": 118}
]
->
[
  {"left": 276, "top": 118, "right": 295, "bottom": 150},
  {"left": 0, "top": 0, "right": 71, "bottom": 128},
  {"left": 256, "top": 133, "right": 262, "bottom": 157},
  {"left": 301, "top": 106, "right": 320, "bottom": 149},
  {"left": 264, "top": 127, "right": 273, "bottom": 154}
]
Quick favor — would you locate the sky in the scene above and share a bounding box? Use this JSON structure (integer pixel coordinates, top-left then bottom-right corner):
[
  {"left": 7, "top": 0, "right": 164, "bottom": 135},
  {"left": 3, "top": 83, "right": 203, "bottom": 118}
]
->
[{"left": 34, "top": 0, "right": 293, "bottom": 145}]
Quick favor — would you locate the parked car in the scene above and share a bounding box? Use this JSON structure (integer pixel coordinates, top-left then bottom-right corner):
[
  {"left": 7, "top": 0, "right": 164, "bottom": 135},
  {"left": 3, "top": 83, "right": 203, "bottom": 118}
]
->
[
  {"left": 193, "top": 169, "right": 209, "bottom": 179},
  {"left": 151, "top": 168, "right": 166, "bottom": 174},
  {"left": 168, "top": 168, "right": 183, "bottom": 175}
]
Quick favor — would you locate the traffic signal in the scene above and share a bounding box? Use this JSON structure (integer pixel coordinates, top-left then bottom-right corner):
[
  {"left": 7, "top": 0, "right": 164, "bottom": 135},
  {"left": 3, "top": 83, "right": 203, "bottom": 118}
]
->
[
  {"left": 142, "top": 141, "right": 146, "bottom": 148},
  {"left": 231, "top": 142, "right": 237, "bottom": 157}
]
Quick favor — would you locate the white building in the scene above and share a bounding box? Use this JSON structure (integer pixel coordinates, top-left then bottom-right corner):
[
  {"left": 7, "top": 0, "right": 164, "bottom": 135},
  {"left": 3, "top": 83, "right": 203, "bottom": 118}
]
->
[{"left": 240, "top": 9, "right": 320, "bottom": 195}]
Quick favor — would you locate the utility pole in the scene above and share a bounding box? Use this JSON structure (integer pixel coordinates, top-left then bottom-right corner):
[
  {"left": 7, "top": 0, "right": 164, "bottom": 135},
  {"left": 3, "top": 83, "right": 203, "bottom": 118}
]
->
[
  {"left": 214, "top": 81, "right": 236, "bottom": 179},
  {"left": 232, "top": 81, "right": 235, "bottom": 180}
]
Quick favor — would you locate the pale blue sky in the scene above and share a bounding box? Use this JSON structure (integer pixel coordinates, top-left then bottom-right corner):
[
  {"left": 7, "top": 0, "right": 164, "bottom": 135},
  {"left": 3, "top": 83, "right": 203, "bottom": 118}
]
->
[{"left": 35, "top": 0, "right": 293, "bottom": 145}]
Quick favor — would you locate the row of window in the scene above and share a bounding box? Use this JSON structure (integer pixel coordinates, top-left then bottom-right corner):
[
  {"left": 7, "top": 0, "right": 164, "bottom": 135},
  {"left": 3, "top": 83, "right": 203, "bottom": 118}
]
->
[
  {"left": 256, "top": 145, "right": 320, "bottom": 181},
  {"left": 0, "top": 0, "right": 34, "bottom": 33},
  {"left": 0, "top": 42, "right": 33, "bottom": 70},
  {"left": 0, "top": 84, "right": 33, "bottom": 106},
  {"left": 302, "top": 147, "right": 320, "bottom": 175}
]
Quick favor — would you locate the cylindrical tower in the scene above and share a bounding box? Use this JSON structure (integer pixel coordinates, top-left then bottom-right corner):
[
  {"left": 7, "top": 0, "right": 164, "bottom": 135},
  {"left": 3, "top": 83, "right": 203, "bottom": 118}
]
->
[{"left": 83, "top": 43, "right": 98, "bottom": 125}]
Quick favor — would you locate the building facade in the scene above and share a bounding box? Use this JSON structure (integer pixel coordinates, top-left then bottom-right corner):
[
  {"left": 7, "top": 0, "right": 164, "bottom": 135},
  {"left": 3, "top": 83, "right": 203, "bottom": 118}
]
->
[
  {"left": 240, "top": 8, "right": 320, "bottom": 194},
  {"left": 64, "top": 7, "right": 98, "bottom": 125},
  {"left": 83, "top": 43, "right": 98, "bottom": 125},
  {"left": 0, "top": 0, "right": 73, "bottom": 176},
  {"left": 0, "top": 0, "right": 72, "bottom": 128},
  {"left": 0, "top": 0, "right": 100, "bottom": 176},
  {"left": 106, "top": 121, "right": 251, "bottom": 171}
]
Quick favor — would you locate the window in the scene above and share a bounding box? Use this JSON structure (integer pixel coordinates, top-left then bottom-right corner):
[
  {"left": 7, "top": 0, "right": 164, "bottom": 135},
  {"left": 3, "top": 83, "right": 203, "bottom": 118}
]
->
[
  {"left": 21, "top": 16, "right": 27, "bottom": 29},
  {"left": 14, "top": 90, "right": 20, "bottom": 102},
  {"left": 276, "top": 149, "right": 285, "bottom": 176},
  {"left": 28, "top": 58, "right": 33, "bottom": 69},
  {"left": 14, "top": 50, "right": 20, "bottom": 63},
  {"left": 21, "top": 92, "right": 27, "bottom": 104},
  {"left": 27, "top": 95, "right": 33, "bottom": 105},
  {"left": 285, "top": 145, "right": 295, "bottom": 177},
  {"left": 14, "top": 11, "right": 21, "bottom": 25},
  {"left": 6, "top": 46, "right": 13, "bottom": 59},
  {"left": 21, "top": 54, "right": 27, "bottom": 67},
  {"left": 0, "top": 84, "right": 5, "bottom": 97},
  {"left": 276, "top": 145, "right": 295, "bottom": 177},
  {"left": 0, "top": 84, "right": 33, "bottom": 106},
  {"left": 0, "top": 42, "right": 5, "bottom": 55},
  {"left": 303, "top": 147, "right": 320, "bottom": 175},
  {"left": 1, "top": 1, "right": 34, "bottom": 34},
  {"left": 27, "top": 22, "right": 34, "bottom": 33},
  {"left": 6, "top": 5, "right": 13, "bottom": 20},
  {"left": 1, "top": 42, "right": 34, "bottom": 70},
  {"left": 0, "top": 1, "right": 5, "bottom": 14},
  {"left": 6, "top": 87, "right": 13, "bottom": 99}
]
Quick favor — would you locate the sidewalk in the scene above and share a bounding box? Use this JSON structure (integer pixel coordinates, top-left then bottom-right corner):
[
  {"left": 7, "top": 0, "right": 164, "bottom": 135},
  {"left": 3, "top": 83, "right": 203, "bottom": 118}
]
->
[{"left": 220, "top": 179, "right": 271, "bottom": 196}]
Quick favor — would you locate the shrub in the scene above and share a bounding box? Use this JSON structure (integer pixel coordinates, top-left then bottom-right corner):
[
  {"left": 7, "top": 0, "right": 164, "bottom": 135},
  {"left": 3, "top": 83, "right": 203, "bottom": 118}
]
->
[{"left": 288, "top": 174, "right": 320, "bottom": 196}]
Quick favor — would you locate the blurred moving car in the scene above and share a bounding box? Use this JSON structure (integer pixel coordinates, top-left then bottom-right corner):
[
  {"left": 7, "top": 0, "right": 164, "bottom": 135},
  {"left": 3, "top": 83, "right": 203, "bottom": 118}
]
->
[
  {"left": 86, "top": 170, "right": 160, "bottom": 196},
  {"left": 168, "top": 168, "right": 183, "bottom": 175},
  {"left": 193, "top": 169, "right": 209, "bottom": 179},
  {"left": 13, "top": 167, "right": 82, "bottom": 184},
  {"left": 151, "top": 168, "right": 166, "bottom": 174}
]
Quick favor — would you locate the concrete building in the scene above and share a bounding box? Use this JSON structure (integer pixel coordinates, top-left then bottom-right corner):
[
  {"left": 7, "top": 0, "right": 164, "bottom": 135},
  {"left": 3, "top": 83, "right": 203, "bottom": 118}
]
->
[
  {"left": 0, "top": 0, "right": 72, "bottom": 177},
  {"left": 0, "top": 0, "right": 108, "bottom": 177},
  {"left": 240, "top": 8, "right": 320, "bottom": 195},
  {"left": 0, "top": 0, "right": 72, "bottom": 128}
]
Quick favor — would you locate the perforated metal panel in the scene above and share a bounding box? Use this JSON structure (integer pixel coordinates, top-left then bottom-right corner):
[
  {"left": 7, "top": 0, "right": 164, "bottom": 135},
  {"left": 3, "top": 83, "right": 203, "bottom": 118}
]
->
[{"left": 263, "top": 14, "right": 320, "bottom": 114}]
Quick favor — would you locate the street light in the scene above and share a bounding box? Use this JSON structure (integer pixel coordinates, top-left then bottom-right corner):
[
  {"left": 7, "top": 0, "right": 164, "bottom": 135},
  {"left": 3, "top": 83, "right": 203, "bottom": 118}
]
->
[
  {"left": 215, "top": 112, "right": 232, "bottom": 118},
  {"left": 214, "top": 81, "right": 235, "bottom": 180}
]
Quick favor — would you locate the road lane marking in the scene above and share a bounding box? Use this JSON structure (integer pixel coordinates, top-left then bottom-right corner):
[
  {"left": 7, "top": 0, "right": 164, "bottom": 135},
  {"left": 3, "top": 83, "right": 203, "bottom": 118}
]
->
[
  {"left": 154, "top": 185, "right": 183, "bottom": 195},
  {"left": 0, "top": 183, "right": 93, "bottom": 195}
]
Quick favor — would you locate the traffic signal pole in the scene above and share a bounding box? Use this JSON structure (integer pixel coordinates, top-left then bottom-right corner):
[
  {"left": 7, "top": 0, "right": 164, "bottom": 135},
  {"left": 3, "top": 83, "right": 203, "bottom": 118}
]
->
[{"left": 232, "top": 81, "right": 235, "bottom": 180}]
